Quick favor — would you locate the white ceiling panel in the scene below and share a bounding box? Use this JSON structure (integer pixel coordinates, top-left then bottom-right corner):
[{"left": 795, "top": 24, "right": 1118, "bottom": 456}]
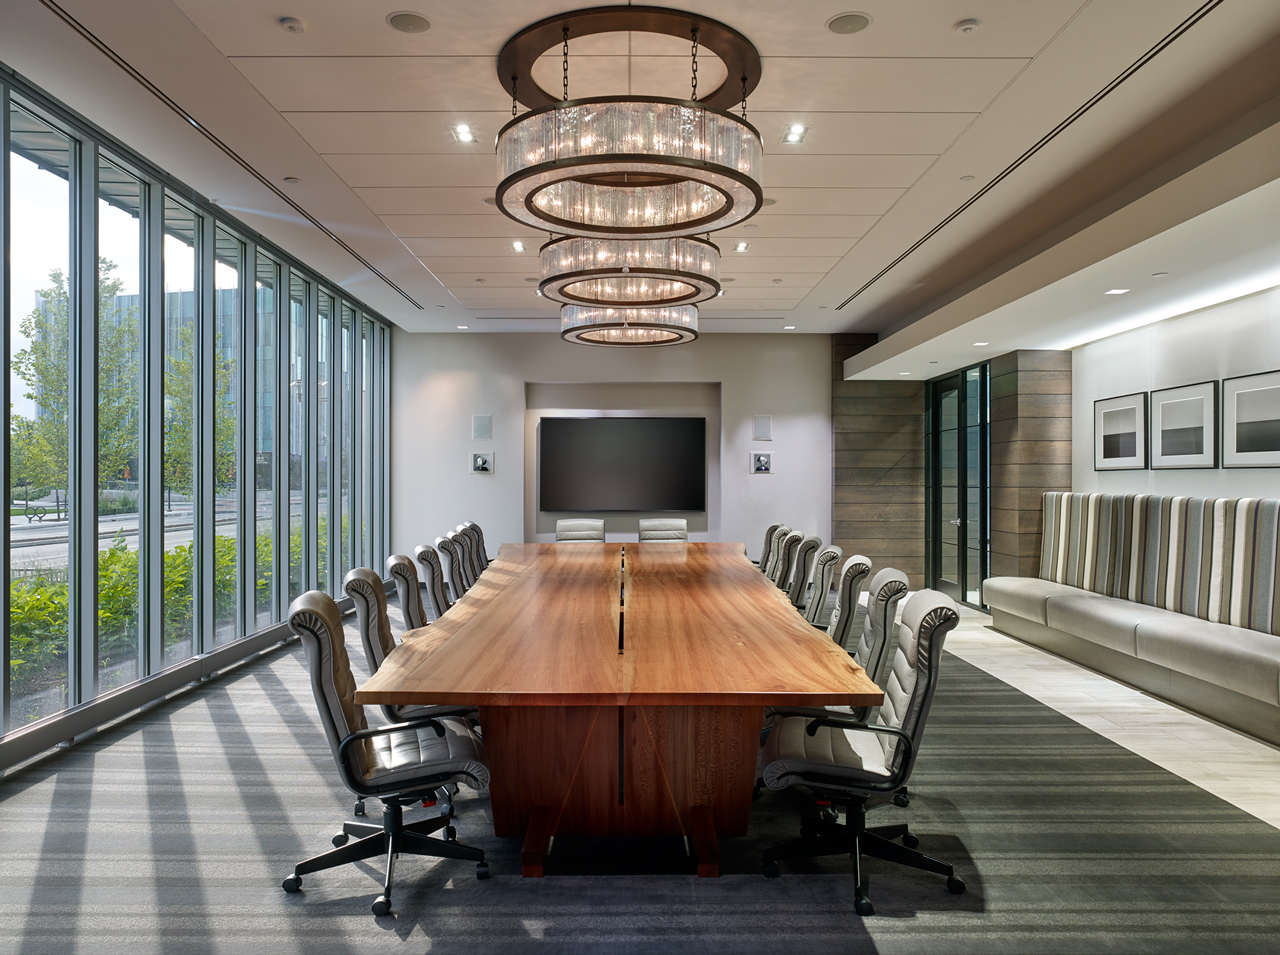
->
[
  {"left": 354, "top": 187, "right": 495, "bottom": 215},
  {"left": 530, "top": 53, "right": 729, "bottom": 100},
  {"left": 419, "top": 257, "right": 542, "bottom": 274},
  {"left": 718, "top": 257, "right": 842, "bottom": 274},
  {"left": 716, "top": 215, "right": 878, "bottom": 239},
  {"left": 435, "top": 273, "right": 542, "bottom": 288},
  {"left": 751, "top": 111, "right": 977, "bottom": 156},
  {"left": 322, "top": 155, "right": 496, "bottom": 188},
  {"left": 718, "top": 274, "right": 826, "bottom": 288},
  {"left": 748, "top": 189, "right": 901, "bottom": 217},
  {"left": 386, "top": 216, "right": 543, "bottom": 239},
  {"left": 760, "top": 154, "right": 935, "bottom": 189},
  {"left": 286, "top": 111, "right": 513, "bottom": 154}
]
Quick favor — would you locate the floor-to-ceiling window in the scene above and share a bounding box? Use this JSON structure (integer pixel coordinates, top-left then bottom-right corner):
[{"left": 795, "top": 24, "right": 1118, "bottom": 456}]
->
[{"left": 1, "top": 74, "right": 393, "bottom": 749}]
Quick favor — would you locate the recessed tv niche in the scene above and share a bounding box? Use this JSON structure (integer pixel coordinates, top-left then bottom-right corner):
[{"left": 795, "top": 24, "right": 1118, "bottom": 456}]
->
[{"left": 539, "top": 417, "right": 706, "bottom": 512}]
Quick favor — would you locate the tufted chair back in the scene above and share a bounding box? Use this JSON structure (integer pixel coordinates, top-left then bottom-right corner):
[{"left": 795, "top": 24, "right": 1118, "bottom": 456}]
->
[
  {"left": 803, "top": 545, "right": 844, "bottom": 625},
  {"left": 855, "top": 568, "right": 910, "bottom": 686},
  {"left": 826, "top": 555, "right": 873, "bottom": 649},
  {"left": 449, "top": 530, "right": 477, "bottom": 589},
  {"left": 556, "top": 519, "right": 605, "bottom": 542},
  {"left": 763, "top": 525, "right": 791, "bottom": 579},
  {"left": 638, "top": 518, "right": 688, "bottom": 542},
  {"left": 771, "top": 531, "right": 804, "bottom": 589},
  {"left": 287, "top": 590, "right": 372, "bottom": 777},
  {"left": 414, "top": 544, "right": 451, "bottom": 618},
  {"left": 875, "top": 590, "right": 958, "bottom": 778},
  {"left": 386, "top": 554, "right": 427, "bottom": 631},
  {"left": 786, "top": 535, "right": 823, "bottom": 606},
  {"left": 758, "top": 523, "right": 782, "bottom": 569},
  {"left": 435, "top": 535, "right": 468, "bottom": 600},
  {"left": 344, "top": 567, "right": 396, "bottom": 674},
  {"left": 457, "top": 523, "right": 485, "bottom": 578},
  {"left": 465, "top": 522, "right": 491, "bottom": 570}
]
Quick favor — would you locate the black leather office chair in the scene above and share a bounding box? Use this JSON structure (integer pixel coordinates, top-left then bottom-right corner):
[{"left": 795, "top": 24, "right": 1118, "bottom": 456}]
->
[
  {"left": 386, "top": 553, "right": 428, "bottom": 631},
  {"left": 414, "top": 544, "right": 452, "bottom": 618},
  {"left": 283, "top": 590, "right": 489, "bottom": 916}
]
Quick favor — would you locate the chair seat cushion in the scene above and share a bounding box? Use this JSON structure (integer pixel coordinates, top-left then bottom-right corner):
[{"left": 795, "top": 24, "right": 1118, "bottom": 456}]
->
[
  {"left": 761, "top": 715, "right": 889, "bottom": 792},
  {"left": 983, "top": 577, "right": 1083, "bottom": 626},
  {"left": 1136, "top": 616, "right": 1280, "bottom": 706},
  {"left": 1045, "top": 593, "right": 1174, "bottom": 655},
  {"left": 367, "top": 716, "right": 490, "bottom": 791}
]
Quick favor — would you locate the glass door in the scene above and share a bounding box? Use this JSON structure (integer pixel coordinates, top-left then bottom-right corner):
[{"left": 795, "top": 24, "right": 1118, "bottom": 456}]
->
[{"left": 927, "top": 364, "right": 989, "bottom": 606}]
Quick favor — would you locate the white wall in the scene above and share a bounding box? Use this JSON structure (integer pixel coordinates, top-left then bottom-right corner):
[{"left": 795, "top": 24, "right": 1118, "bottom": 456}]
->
[
  {"left": 1072, "top": 286, "right": 1280, "bottom": 496},
  {"left": 389, "top": 333, "right": 832, "bottom": 561}
]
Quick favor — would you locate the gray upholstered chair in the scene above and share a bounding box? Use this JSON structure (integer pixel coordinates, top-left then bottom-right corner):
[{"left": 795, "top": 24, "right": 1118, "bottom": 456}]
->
[
  {"left": 802, "top": 545, "right": 844, "bottom": 625},
  {"left": 455, "top": 524, "right": 483, "bottom": 581},
  {"left": 827, "top": 556, "right": 875, "bottom": 650},
  {"left": 283, "top": 590, "right": 489, "bottom": 915},
  {"left": 638, "top": 518, "right": 688, "bottom": 542},
  {"left": 770, "top": 531, "right": 803, "bottom": 589},
  {"left": 851, "top": 568, "right": 911, "bottom": 709},
  {"left": 762, "top": 525, "right": 791, "bottom": 580},
  {"left": 386, "top": 554, "right": 428, "bottom": 632},
  {"left": 449, "top": 530, "right": 477, "bottom": 590},
  {"left": 756, "top": 523, "right": 782, "bottom": 568},
  {"left": 556, "top": 518, "right": 605, "bottom": 542},
  {"left": 414, "top": 544, "right": 451, "bottom": 619},
  {"left": 759, "top": 589, "right": 964, "bottom": 915},
  {"left": 785, "top": 535, "right": 822, "bottom": 607},
  {"left": 463, "top": 521, "right": 492, "bottom": 569},
  {"left": 435, "top": 535, "right": 468, "bottom": 600}
]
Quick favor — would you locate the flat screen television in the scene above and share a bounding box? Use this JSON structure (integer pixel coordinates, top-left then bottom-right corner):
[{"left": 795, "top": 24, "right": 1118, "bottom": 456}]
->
[{"left": 539, "top": 417, "right": 706, "bottom": 512}]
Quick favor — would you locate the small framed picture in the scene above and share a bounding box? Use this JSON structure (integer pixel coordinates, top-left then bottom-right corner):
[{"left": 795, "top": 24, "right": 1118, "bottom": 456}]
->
[
  {"left": 1151, "top": 381, "right": 1217, "bottom": 469},
  {"left": 1224, "top": 370, "right": 1280, "bottom": 468},
  {"left": 752, "top": 452, "right": 772, "bottom": 474},
  {"left": 1094, "top": 392, "right": 1147, "bottom": 470},
  {"left": 471, "top": 452, "right": 494, "bottom": 473}
]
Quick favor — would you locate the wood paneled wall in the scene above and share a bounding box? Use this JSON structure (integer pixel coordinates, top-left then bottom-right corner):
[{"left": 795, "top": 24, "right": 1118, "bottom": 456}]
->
[
  {"left": 832, "top": 335, "right": 926, "bottom": 589},
  {"left": 989, "top": 350, "right": 1072, "bottom": 579}
]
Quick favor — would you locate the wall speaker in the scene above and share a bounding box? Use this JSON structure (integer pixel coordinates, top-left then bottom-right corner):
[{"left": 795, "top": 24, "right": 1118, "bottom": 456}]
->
[
  {"left": 753, "top": 415, "right": 772, "bottom": 441},
  {"left": 472, "top": 415, "right": 492, "bottom": 440}
]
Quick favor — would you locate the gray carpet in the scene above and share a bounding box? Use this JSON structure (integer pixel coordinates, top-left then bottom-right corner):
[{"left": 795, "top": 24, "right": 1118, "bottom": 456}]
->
[{"left": 3, "top": 600, "right": 1280, "bottom": 954}]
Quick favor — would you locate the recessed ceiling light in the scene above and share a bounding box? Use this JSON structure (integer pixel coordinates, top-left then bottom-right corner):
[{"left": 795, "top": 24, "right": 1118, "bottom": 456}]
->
[
  {"left": 1152, "top": 271, "right": 1170, "bottom": 278},
  {"left": 449, "top": 124, "right": 476, "bottom": 143},
  {"left": 282, "top": 176, "right": 300, "bottom": 184},
  {"left": 972, "top": 341, "right": 989, "bottom": 346},
  {"left": 959, "top": 175, "right": 976, "bottom": 182},
  {"left": 743, "top": 224, "right": 758, "bottom": 230},
  {"left": 1105, "top": 288, "right": 1130, "bottom": 295},
  {"left": 783, "top": 325, "right": 796, "bottom": 330},
  {"left": 819, "top": 305, "right": 828, "bottom": 309},
  {"left": 511, "top": 241, "right": 525, "bottom": 252},
  {"left": 954, "top": 18, "right": 980, "bottom": 33},
  {"left": 734, "top": 242, "right": 750, "bottom": 252},
  {"left": 279, "top": 16, "right": 304, "bottom": 33},
  {"left": 827, "top": 13, "right": 871, "bottom": 34},
  {"left": 761, "top": 198, "right": 777, "bottom": 207},
  {"left": 434, "top": 305, "right": 445, "bottom": 309},
  {"left": 929, "top": 361, "right": 938, "bottom": 364},
  {"left": 717, "top": 290, "right": 726, "bottom": 297},
  {"left": 523, "top": 277, "right": 538, "bottom": 283},
  {"left": 771, "top": 278, "right": 783, "bottom": 284},
  {"left": 481, "top": 196, "right": 496, "bottom": 206},
  {"left": 387, "top": 11, "right": 430, "bottom": 33},
  {"left": 781, "top": 125, "right": 810, "bottom": 144},
  {"left": 475, "top": 278, "right": 486, "bottom": 284},
  {"left": 721, "top": 277, "right": 736, "bottom": 283},
  {"left": 456, "top": 325, "right": 469, "bottom": 329},
  {"left": 898, "top": 371, "right": 912, "bottom": 376}
]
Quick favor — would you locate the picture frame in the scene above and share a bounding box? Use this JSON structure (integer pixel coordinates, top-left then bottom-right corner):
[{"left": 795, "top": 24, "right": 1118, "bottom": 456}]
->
[
  {"left": 1223, "top": 370, "right": 1280, "bottom": 468},
  {"left": 751, "top": 453, "right": 772, "bottom": 474},
  {"left": 1094, "top": 392, "right": 1147, "bottom": 470},
  {"left": 471, "top": 452, "right": 494, "bottom": 473},
  {"left": 1150, "top": 381, "right": 1217, "bottom": 469}
]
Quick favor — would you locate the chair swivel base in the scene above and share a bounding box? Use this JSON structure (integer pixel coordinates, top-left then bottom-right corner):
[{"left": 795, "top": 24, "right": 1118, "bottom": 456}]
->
[
  {"left": 282, "top": 800, "right": 487, "bottom": 915},
  {"left": 763, "top": 814, "right": 964, "bottom": 916}
]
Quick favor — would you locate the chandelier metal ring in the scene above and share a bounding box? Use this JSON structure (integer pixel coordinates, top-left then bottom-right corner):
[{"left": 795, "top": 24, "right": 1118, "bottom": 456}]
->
[
  {"left": 560, "top": 304, "right": 699, "bottom": 347},
  {"left": 539, "top": 235, "right": 720, "bottom": 308}
]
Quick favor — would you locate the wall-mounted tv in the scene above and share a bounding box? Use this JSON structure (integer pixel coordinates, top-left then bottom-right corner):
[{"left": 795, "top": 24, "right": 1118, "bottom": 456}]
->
[{"left": 539, "top": 417, "right": 706, "bottom": 512}]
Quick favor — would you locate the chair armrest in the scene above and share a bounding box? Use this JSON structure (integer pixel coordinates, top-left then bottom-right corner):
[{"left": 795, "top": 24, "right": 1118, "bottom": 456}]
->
[
  {"left": 769, "top": 712, "right": 914, "bottom": 792},
  {"left": 338, "top": 715, "right": 476, "bottom": 797}
]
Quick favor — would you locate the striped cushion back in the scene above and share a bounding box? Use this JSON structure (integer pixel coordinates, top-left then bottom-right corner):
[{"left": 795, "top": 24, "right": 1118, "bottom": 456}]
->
[{"left": 1039, "top": 492, "right": 1280, "bottom": 636}]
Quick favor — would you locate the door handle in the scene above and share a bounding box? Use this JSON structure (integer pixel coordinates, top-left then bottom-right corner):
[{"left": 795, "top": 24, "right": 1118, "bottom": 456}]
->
[{"left": 949, "top": 519, "right": 961, "bottom": 525}]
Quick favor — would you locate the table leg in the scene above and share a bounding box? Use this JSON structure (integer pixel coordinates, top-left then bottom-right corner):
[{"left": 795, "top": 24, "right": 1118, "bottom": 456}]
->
[
  {"left": 521, "top": 805, "right": 555, "bottom": 878},
  {"left": 690, "top": 805, "right": 719, "bottom": 878}
]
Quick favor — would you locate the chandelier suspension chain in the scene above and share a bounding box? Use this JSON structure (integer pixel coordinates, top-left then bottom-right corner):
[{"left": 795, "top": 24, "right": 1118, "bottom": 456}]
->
[
  {"left": 690, "top": 26, "right": 699, "bottom": 102},
  {"left": 562, "top": 27, "right": 569, "bottom": 101},
  {"left": 511, "top": 75, "right": 518, "bottom": 117},
  {"left": 741, "top": 75, "right": 748, "bottom": 119}
]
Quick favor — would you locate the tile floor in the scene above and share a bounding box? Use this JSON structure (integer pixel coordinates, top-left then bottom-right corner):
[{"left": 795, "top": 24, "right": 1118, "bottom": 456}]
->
[{"left": 948, "top": 605, "right": 1280, "bottom": 827}]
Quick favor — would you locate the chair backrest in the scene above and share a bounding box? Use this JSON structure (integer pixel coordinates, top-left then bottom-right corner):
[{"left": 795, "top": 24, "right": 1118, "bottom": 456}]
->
[
  {"left": 763, "top": 525, "right": 791, "bottom": 579},
  {"left": 556, "top": 518, "right": 605, "bottom": 542},
  {"left": 344, "top": 566, "right": 396, "bottom": 673},
  {"left": 786, "top": 535, "right": 823, "bottom": 606},
  {"left": 803, "top": 545, "right": 844, "bottom": 624},
  {"left": 435, "top": 535, "right": 468, "bottom": 599},
  {"left": 449, "top": 530, "right": 477, "bottom": 589},
  {"left": 414, "top": 544, "right": 451, "bottom": 618},
  {"left": 386, "top": 553, "right": 427, "bottom": 631},
  {"left": 875, "top": 589, "right": 958, "bottom": 780},
  {"left": 771, "top": 531, "right": 803, "bottom": 588},
  {"left": 638, "top": 518, "right": 688, "bottom": 542},
  {"left": 461, "top": 521, "right": 489, "bottom": 570},
  {"left": 852, "top": 567, "right": 910, "bottom": 690},
  {"left": 455, "top": 524, "right": 483, "bottom": 580},
  {"left": 826, "top": 555, "right": 873, "bottom": 649},
  {"left": 287, "top": 590, "right": 372, "bottom": 778},
  {"left": 758, "top": 523, "right": 781, "bottom": 568}
]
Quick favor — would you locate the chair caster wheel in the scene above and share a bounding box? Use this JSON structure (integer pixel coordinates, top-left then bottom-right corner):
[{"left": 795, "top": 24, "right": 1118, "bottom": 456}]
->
[
  {"left": 281, "top": 876, "right": 301, "bottom": 893},
  {"left": 893, "top": 793, "right": 910, "bottom": 808},
  {"left": 444, "top": 826, "right": 457, "bottom": 842},
  {"left": 354, "top": 800, "right": 366, "bottom": 817},
  {"left": 901, "top": 833, "right": 919, "bottom": 849},
  {"left": 854, "top": 897, "right": 875, "bottom": 917},
  {"left": 819, "top": 807, "right": 839, "bottom": 823},
  {"left": 332, "top": 832, "right": 350, "bottom": 847},
  {"left": 476, "top": 862, "right": 490, "bottom": 880},
  {"left": 947, "top": 877, "right": 966, "bottom": 895},
  {"left": 371, "top": 895, "right": 391, "bottom": 916},
  {"left": 763, "top": 862, "right": 780, "bottom": 879}
]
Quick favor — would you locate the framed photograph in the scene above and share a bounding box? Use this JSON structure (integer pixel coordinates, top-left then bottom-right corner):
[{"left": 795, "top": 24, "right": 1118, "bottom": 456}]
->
[
  {"left": 1224, "top": 370, "right": 1280, "bottom": 467},
  {"left": 1151, "top": 381, "right": 1217, "bottom": 469},
  {"left": 1094, "top": 392, "right": 1147, "bottom": 470},
  {"left": 752, "top": 452, "right": 772, "bottom": 474},
  {"left": 471, "top": 452, "right": 494, "bottom": 473}
]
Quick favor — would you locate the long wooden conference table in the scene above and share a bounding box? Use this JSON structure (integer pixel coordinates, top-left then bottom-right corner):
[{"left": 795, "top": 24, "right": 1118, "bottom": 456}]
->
[{"left": 355, "top": 542, "right": 882, "bottom": 876}]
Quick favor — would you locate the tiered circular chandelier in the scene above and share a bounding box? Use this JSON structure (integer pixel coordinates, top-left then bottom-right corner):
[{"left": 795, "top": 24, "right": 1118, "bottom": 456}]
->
[{"left": 494, "top": 6, "right": 764, "bottom": 346}]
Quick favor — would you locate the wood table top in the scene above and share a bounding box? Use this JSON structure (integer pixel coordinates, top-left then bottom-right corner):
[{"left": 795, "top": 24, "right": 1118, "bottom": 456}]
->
[{"left": 355, "top": 542, "right": 882, "bottom": 708}]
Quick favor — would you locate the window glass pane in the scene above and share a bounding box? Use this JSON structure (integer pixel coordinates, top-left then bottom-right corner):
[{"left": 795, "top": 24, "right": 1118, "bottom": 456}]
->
[
  {"left": 214, "top": 231, "right": 242, "bottom": 644},
  {"left": 361, "top": 318, "right": 373, "bottom": 565},
  {"left": 288, "top": 274, "right": 308, "bottom": 601},
  {"left": 96, "top": 155, "right": 143, "bottom": 692},
  {"left": 8, "top": 105, "right": 72, "bottom": 726},
  {"left": 339, "top": 305, "right": 353, "bottom": 582},
  {"left": 317, "top": 292, "right": 332, "bottom": 594},
  {"left": 254, "top": 254, "right": 277, "bottom": 628},
  {"left": 162, "top": 197, "right": 197, "bottom": 667}
]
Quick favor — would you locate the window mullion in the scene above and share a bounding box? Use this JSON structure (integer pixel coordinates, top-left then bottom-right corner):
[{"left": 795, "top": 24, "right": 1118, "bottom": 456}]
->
[
  {"left": 1, "top": 85, "right": 11, "bottom": 735},
  {"left": 239, "top": 241, "right": 255, "bottom": 637},
  {"left": 141, "top": 183, "right": 164, "bottom": 675},
  {"left": 274, "top": 265, "right": 289, "bottom": 622},
  {"left": 196, "top": 213, "right": 215, "bottom": 654}
]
